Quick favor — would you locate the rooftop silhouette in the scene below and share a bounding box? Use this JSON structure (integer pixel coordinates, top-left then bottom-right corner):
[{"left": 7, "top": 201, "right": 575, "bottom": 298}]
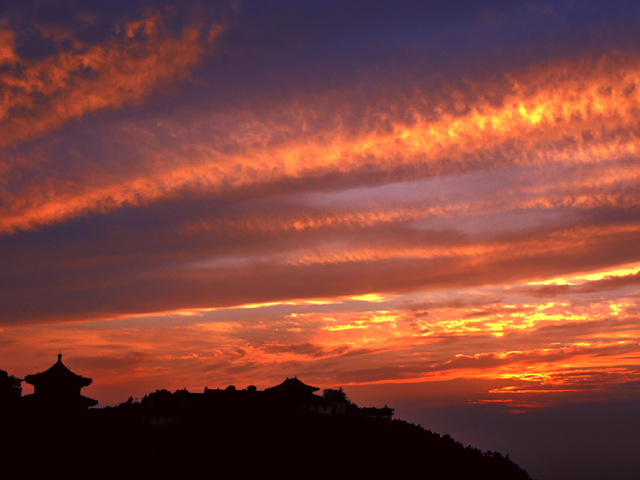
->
[
  {"left": 0, "top": 362, "right": 532, "bottom": 480},
  {"left": 23, "top": 354, "right": 98, "bottom": 410}
]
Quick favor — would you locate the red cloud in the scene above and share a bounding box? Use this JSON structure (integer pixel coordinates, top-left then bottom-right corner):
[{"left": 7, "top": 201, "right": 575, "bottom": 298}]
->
[{"left": 0, "top": 12, "right": 219, "bottom": 149}]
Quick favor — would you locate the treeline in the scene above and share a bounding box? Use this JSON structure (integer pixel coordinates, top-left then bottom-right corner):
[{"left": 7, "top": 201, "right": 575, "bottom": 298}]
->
[{"left": 0, "top": 372, "right": 532, "bottom": 480}]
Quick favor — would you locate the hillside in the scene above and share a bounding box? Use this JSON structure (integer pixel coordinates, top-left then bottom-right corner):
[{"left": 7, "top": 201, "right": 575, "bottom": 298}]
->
[{"left": 2, "top": 385, "right": 532, "bottom": 480}]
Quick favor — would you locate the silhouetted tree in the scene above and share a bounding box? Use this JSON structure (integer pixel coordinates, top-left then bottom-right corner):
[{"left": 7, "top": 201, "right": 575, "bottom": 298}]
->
[
  {"left": 323, "top": 387, "right": 349, "bottom": 404},
  {"left": 141, "top": 388, "right": 172, "bottom": 410},
  {"left": 0, "top": 376, "right": 533, "bottom": 480},
  {"left": 0, "top": 369, "right": 21, "bottom": 404}
]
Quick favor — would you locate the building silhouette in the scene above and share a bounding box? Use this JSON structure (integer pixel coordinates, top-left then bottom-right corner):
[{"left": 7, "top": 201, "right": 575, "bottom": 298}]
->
[
  {"left": 23, "top": 354, "right": 97, "bottom": 410},
  {"left": 1, "top": 363, "right": 532, "bottom": 480},
  {"left": 265, "top": 376, "right": 320, "bottom": 396}
]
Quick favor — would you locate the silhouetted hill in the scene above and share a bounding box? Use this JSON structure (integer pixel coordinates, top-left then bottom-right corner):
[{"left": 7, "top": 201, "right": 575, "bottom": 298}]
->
[{"left": 2, "top": 386, "right": 531, "bottom": 480}]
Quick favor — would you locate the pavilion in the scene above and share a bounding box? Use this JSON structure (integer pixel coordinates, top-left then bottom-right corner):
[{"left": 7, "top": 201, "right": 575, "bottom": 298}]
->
[
  {"left": 265, "top": 376, "right": 320, "bottom": 396},
  {"left": 24, "top": 354, "right": 98, "bottom": 410}
]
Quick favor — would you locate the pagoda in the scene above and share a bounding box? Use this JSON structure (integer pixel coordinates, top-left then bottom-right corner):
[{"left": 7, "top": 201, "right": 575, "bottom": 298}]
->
[
  {"left": 265, "top": 376, "right": 319, "bottom": 397},
  {"left": 360, "top": 404, "right": 394, "bottom": 420},
  {"left": 24, "top": 354, "right": 98, "bottom": 410}
]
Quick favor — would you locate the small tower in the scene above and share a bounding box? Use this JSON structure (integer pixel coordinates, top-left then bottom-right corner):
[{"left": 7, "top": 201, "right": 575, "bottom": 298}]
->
[{"left": 24, "top": 354, "right": 97, "bottom": 410}]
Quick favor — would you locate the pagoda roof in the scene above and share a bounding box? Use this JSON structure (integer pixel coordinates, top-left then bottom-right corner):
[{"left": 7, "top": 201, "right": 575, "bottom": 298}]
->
[
  {"left": 265, "top": 376, "right": 319, "bottom": 394},
  {"left": 360, "top": 405, "right": 394, "bottom": 416},
  {"left": 24, "top": 354, "right": 92, "bottom": 389}
]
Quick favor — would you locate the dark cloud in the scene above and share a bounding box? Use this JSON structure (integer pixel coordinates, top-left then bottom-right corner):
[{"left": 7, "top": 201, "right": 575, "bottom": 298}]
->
[
  {"left": 2, "top": 209, "right": 640, "bottom": 325},
  {"left": 431, "top": 343, "right": 640, "bottom": 373},
  {"left": 260, "top": 342, "right": 329, "bottom": 357},
  {"left": 72, "top": 351, "right": 151, "bottom": 371},
  {"left": 520, "top": 283, "right": 573, "bottom": 298},
  {"left": 259, "top": 342, "right": 375, "bottom": 359}
]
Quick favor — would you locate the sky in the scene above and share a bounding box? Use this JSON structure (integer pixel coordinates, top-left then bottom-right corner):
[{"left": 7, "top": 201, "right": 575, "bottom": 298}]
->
[{"left": 1, "top": 1, "right": 640, "bottom": 478}]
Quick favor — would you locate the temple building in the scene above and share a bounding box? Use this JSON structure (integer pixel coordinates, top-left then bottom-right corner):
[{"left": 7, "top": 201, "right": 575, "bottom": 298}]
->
[
  {"left": 24, "top": 354, "right": 98, "bottom": 410},
  {"left": 265, "top": 377, "right": 352, "bottom": 416},
  {"left": 265, "top": 376, "right": 320, "bottom": 397},
  {"left": 360, "top": 405, "right": 394, "bottom": 420}
]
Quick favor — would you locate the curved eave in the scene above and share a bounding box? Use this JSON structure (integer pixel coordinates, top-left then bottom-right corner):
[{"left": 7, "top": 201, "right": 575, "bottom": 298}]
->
[{"left": 24, "top": 358, "right": 93, "bottom": 389}]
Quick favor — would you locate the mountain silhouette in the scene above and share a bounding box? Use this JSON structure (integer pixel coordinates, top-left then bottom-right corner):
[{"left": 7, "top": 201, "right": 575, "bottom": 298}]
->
[{"left": 1, "top": 365, "right": 532, "bottom": 479}]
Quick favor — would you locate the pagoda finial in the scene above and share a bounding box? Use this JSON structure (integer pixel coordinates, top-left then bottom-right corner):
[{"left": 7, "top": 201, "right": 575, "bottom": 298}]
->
[{"left": 57, "top": 353, "right": 62, "bottom": 362}]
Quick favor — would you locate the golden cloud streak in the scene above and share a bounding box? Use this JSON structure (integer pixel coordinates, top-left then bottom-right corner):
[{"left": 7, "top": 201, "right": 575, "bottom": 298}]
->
[
  {"left": 3, "top": 289, "right": 639, "bottom": 404},
  {"left": 2, "top": 54, "right": 640, "bottom": 234},
  {"left": 528, "top": 263, "right": 640, "bottom": 285}
]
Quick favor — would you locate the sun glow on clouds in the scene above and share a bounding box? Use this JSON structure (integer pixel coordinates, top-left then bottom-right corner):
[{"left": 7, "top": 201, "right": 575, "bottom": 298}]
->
[
  {"left": 0, "top": 13, "right": 218, "bottom": 148},
  {"left": 3, "top": 52, "right": 640, "bottom": 234},
  {"left": 528, "top": 262, "right": 640, "bottom": 285},
  {"left": 7, "top": 261, "right": 640, "bottom": 407}
]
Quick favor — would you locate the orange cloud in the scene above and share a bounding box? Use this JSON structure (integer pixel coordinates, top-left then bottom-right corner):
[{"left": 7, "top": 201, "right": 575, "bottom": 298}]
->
[
  {"left": 3, "top": 285, "right": 639, "bottom": 405},
  {"left": 2, "top": 52, "right": 640, "bottom": 235},
  {"left": 0, "top": 12, "right": 219, "bottom": 149}
]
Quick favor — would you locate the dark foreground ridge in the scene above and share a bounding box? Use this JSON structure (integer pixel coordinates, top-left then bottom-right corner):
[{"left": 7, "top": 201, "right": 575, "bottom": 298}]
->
[{"left": 1, "top": 359, "right": 532, "bottom": 480}]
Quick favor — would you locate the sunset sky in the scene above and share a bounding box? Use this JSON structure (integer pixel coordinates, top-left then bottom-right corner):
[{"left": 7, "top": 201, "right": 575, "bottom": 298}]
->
[{"left": 1, "top": 1, "right": 640, "bottom": 478}]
